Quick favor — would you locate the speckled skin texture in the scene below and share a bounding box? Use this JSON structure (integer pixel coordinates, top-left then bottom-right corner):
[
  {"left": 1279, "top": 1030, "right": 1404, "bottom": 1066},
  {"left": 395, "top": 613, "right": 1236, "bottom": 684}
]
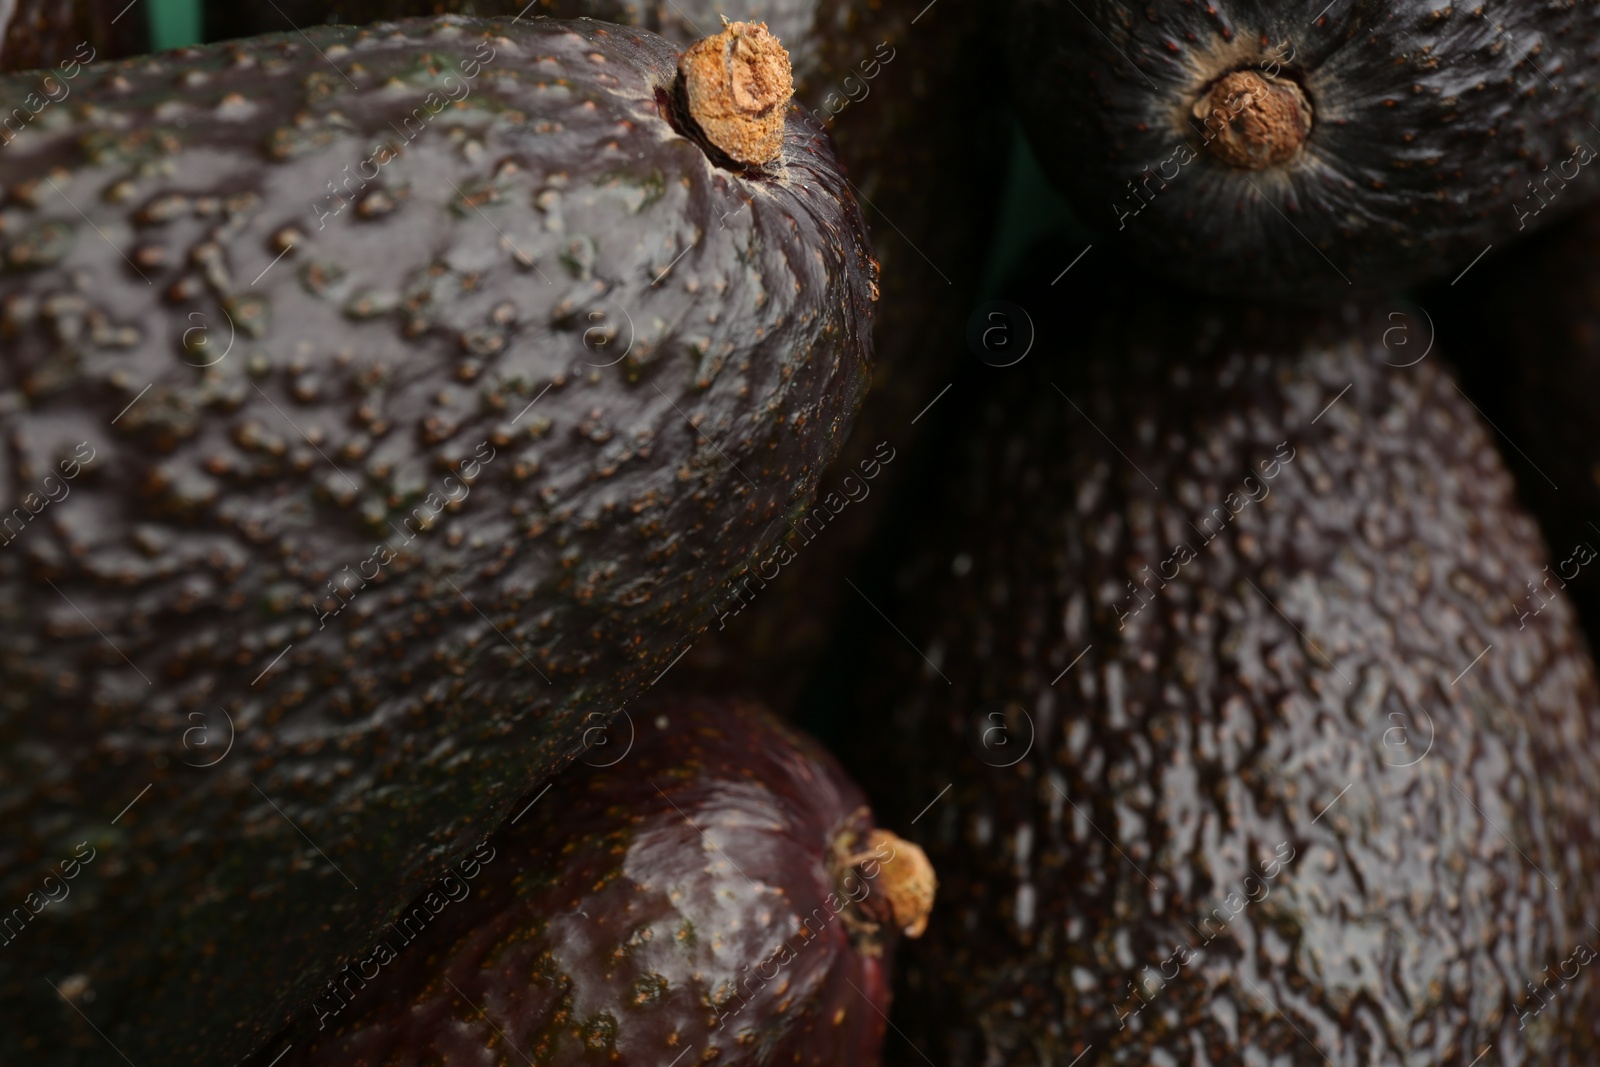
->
[
  {"left": 205, "top": 1, "right": 828, "bottom": 79},
  {"left": 0, "top": 0, "right": 148, "bottom": 74},
  {"left": 1011, "top": 0, "right": 1600, "bottom": 300},
  {"left": 0, "top": 18, "right": 873, "bottom": 1065},
  {"left": 1433, "top": 208, "right": 1600, "bottom": 668},
  {"left": 268, "top": 694, "right": 893, "bottom": 1067},
  {"left": 847, "top": 277, "right": 1600, "bottom": 1065},
  {"left": 204, "top": 0, "right": 1002, "bottom": 713}
]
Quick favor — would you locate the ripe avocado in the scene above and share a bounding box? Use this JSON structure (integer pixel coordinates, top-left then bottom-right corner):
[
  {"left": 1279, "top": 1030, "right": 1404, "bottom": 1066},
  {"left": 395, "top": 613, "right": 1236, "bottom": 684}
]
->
[
  {"left": 260, "top": 693, "right": 934, "bottom": 1067},
  {"left": 0, "top": 17, "right": 873, "bottom": 1066},
  {"left": 202, "top": 0, "right": 1003, "bottom": 712},
  {"left": 843, "top": 267, "right": 1600, "bottom": 1064},
  {"left": 1011, "top": 0, "right": 1600, "bottom": 299},
  {"left": 0, "top": 0, "right": 147, "bottom": 75}
]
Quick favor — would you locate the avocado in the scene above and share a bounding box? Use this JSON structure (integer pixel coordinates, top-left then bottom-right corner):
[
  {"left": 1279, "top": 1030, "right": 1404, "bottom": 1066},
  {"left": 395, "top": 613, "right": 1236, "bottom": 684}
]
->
[
  {"left": 253, "top": 692, "right": 933, "bottom": 1066},
  {"left": 841, "top": 264, "right": 1600, "bottom": 1064},
  {"left": 0, "top": 0, "right": 148, "bottom": 75},
  {"left": 1011, "top": 0, "right": 1600, "bottom": 300},
  {"left": 202, "top": 0, "right": 1003, "bottom": 713},
  {"left": 1430, "top": 207, "right": 1600, "bottom": 665},
  {"left": 0, "top": 17, "right": 874, "bottom": 1065}
]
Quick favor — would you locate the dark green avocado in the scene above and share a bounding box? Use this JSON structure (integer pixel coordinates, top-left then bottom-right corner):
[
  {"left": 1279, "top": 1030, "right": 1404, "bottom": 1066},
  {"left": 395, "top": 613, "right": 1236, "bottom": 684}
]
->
[
  {"left": 1011, "top": 0, "right": 1600, "bottom": 300},
  {"left": 0, "top": 0, "right": 148, "bottom": 74},
  {"left": 202, "top": 0, "right": 1004, "bottom": 713},
  {"left": 843, "top": 268, "right": 1600, "bottom": 1064},
  {"left": 260, "top": 693, "right": 934, "bottom": 1067},
  {"left": 0, "top": 17, "right": 874, "bottom": 1066}
]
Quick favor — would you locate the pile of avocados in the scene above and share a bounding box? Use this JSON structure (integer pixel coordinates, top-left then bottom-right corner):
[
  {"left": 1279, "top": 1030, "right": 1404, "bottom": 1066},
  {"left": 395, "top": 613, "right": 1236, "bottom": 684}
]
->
[{"left": 2, "top": 1, "right": 1600, "bottom": 1065}]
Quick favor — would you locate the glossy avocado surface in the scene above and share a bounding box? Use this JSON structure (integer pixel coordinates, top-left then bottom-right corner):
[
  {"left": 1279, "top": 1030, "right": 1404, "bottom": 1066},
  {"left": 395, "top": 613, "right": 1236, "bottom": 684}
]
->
[
  {"left": 843, "top": 269, "right": 1600, "bottom": 1064},
  {"left": 0, "top": 17, "right": 873, "bottom": 1065},
  {"left": 1011, "top": 0, "right": 1600, "bottom": 301},
  {"left": 206, "top": 2, "right": 821, "bottom": 73},
  {"left": 203, "top": 0, "right": 1003, "bottom": 713},
  {"left": 265, "top": 693, "right": 930, "bottom": 1067}
]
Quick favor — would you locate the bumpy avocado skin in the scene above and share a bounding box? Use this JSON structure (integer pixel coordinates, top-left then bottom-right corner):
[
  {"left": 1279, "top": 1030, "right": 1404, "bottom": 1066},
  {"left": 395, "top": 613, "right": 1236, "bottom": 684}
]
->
[
  {"left": 204, "top": 0, "right": 1002, "bottom": 713},
  {"left": 0, "top": 18, "right": 873, "bottom": 1065},
  {"left": 0, "top": 0, "right": 148, "bottom": 74},
  {"left": 265, "top": 694, "right": 893, "bottom": 1067},
  {"left": 1430, "top": 209, "right": 1600, "bottom": 662},
  {"left": 845, "top": 271, "right": 1600, "bottom": 1064},
  {"left": 1011, "top": 0, "right": 1600, "bottom": 300},
  {"left": 205, "top": 1, "right": 820, "bottom": 68}
]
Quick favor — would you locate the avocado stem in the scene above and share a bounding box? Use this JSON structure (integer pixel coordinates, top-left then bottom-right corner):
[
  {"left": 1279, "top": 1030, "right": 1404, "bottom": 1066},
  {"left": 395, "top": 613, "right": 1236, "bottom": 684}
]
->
[
  {"left": 1193, "top": 68, "right": 1312, "bottom": 170},
  {"left": 678, "top": 20, "right": 793, "bottom": 166},
  {"left": 829, "top": 823, "right": 937, "bottom": 950}
]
